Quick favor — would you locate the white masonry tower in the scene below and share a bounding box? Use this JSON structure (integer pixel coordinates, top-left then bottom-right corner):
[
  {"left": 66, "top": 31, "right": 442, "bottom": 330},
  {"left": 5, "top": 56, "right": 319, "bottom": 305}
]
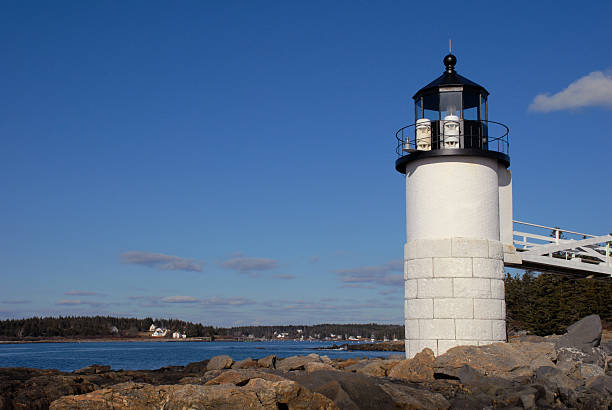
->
[{"left": 395, "top": 54, "right": 513, "bottom": 358}]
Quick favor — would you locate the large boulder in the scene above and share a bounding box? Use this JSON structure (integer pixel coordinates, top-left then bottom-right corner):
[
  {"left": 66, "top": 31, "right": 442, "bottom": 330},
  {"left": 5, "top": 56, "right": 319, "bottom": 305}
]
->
[
  {"left": 257, "top": 355, "right": 277, "bottom": 369},
  {"left": 555, "top": 314, "right": 602, "bottom": 352},
  {"left": 204, "top": 369, "right": 287, "bottom": 386},
  {"left": 233, "top": 357, "right": 259, "bottom": 369},
  {"left": 50, "top": 379, "right": 338, "bottom": 410},
  {"left": 284, "top": 370, "right": 397, "bottom": 409},
  {"left": 378, "top": 382, "right": 450, "bottom": 409},
  {"left": 434, "top": 342, "right": 556, "bottom": 379},
  {"left": 387, "top": 348, "right": 435, "bottom": 382},
  {"left": 73, "top": 364, "right": 111, "bottom": 375},
  {"left": 207, "top": 355, "right": 234, "bottom": 371},
  {"left": 534, "top": 366, "right": 579, "bottom": 404},
  {"left": 276, "top": 354, "right": 322, "bottom": 371}
]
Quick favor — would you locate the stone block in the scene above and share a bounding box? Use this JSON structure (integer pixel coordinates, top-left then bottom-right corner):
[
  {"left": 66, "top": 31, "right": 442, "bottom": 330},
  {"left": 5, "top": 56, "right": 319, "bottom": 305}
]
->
[
  {"left": 405, "top": 258, "right": 433, "bottom": 279},
  {"left": 455, "top": 319, "right": 492, "bottom": 340},
  {"left": 404, "top": 240, "right": 417, "bottom": 261},
  {"left": 478, "top": 341, "right": 496, "bottom": 346},
  {"left": 434, "top": 298, "right": 473, "bottom": 319},
  {"left": 409, "top": 339, "right": 438, "bottom": 357},
  {"left": 405, "top": 319, "right": 419, "bottom": 339},
  {"left": 433, "top": 257, "right": 472, "bottom": 278},
  {"left": 473, "top": 258, "right": 505, "bottom": 279},
  {"left": 416, "top": 238, "right": 452, "bottom": 258},
  {"left": 419, "top": 319, "right": 455, "bottom": 339},
  {"left": 453, "top": 278, "right": 491, "bottom": 298},
  {"left": 438, "top": 339, "right": 464, "bottom": 355},
  {"left": 503, "top": 252, "right": 522, "bottom": 265},
  {"left": 405, "top": 298, "right": 433, "bottom": 319},
  {"left": 491, "top": 279, "right": 505, "bottom": 299},
  {"left": 488, "top": 240, "right": 504, "bottom": 259},
  {"left": 404, "top": 340, "right": 411, "bottom": 358},
  {"left": 492, "top": 320, "right": 506, "bottom": 340},
  {"left": 474, "top": 299, "right": 503, "bottom": 319},
  {"left": 405, "top": 279, "right": 417, "bottom": 298},
  {"left": 501, "top": 301, "right": 506, "bottom": 318},
  {"left": 417, "top": 278, "right": 453, "bottom": 298},
  {"left": 452, "top": 237, "right": 489, "bottom": 257}
]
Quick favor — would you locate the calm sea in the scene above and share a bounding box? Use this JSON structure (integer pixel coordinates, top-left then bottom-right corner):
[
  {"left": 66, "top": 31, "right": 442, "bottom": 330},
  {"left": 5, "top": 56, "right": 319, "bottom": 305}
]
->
[{"left": 0, "top": 341, "right": 395, "bottom": 372}]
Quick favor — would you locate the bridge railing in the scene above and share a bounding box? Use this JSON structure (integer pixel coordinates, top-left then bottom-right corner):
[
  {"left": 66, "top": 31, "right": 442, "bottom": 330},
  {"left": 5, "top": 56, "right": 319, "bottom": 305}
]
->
[{"left": 513, "top": 220, "right": 611, "bottom": 268}]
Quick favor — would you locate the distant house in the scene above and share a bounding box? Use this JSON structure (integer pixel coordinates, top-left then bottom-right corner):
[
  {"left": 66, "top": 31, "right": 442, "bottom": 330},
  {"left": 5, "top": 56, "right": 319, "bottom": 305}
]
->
[
  {"left": 149, "top": 324, "right": 156, "bottom": 332},
  {"left": 152, "top": 328, "right": 168, "bottom": 337},
  {"left": 110, "top": 326, "right": 119, "bottom": 334}
]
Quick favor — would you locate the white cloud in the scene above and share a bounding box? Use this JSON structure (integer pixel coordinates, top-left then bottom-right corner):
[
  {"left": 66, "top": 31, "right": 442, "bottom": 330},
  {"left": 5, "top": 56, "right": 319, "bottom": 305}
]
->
[
  {"left": 56, "top": 299, "right": 105, "bottom": 307},
  {"left": 335, "top": 260, "right": 403, "bottom": 287},
  {"left": 221, "top": 257, "right": 278, "bottom": 273},
  {"left": 201, "top": 297, "right": 255, "bottom": 306},
  {"left": 529, "top": 70, "right": 612, "bottom": 112},
  {"left": 272, "top": 274, "right": 295, "bottom": 280},
  {"left": 161, "top": 296, "right": 199, "bottom": 304},
  {"left": 120, "top": 251, "right": 203, "bottom": 272},
  {"left": 65, "top": 290, "right": 103, "bottom": 296}
]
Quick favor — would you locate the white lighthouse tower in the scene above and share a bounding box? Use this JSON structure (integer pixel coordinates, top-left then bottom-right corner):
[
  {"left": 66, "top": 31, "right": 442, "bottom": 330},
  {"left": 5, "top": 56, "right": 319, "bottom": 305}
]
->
[{"left": 395, "top": 54, "right": 512, "bottom": 358}]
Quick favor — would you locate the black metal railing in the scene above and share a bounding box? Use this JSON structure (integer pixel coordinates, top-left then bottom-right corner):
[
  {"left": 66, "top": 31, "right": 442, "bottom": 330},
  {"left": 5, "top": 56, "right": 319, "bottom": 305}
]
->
[{"left": 394, "top": 119, "right": 509, "bottom": 157}]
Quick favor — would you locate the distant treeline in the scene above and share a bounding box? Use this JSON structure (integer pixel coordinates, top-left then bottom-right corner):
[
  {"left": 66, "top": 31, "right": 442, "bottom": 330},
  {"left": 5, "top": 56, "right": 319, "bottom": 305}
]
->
[
  {"left": 0, "top": 316, "right": 214, "bottom": 339},
  {"left": 215, "top": 324, "right": 406, "bottom": 340},
  {"left": 505, "top": 272, "right": 612, "bottom": 336},
  {"left": 0, "top": 316, "right": 404, "bottom": 341}
]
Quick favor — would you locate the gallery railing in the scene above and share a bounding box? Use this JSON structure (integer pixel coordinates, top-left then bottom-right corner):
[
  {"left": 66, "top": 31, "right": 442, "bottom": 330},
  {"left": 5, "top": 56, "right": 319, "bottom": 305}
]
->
[{"left": 395, "top": 119, "right": 509, "bottom": 156}]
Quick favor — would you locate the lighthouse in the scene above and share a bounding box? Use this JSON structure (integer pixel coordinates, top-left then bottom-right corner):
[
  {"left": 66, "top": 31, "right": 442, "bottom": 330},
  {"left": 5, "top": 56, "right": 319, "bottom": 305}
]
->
[{"left": 395, "top": 54, "right": 512, "bottom": 358}]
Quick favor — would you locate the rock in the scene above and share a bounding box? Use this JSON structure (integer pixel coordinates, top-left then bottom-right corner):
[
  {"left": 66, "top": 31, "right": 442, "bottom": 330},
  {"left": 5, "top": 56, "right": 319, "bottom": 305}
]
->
[
  {"left": 585, "top": 374, "right": 612, "bottom": 395},
  {"left": 343, "top": 360, "right": 370, "bottom": 373},
  {"left": 320, "top": 355, "right": 332, "bottom": 364},
  {"left": 257, "top": 354, "right": 276, "bottom": 369},
  {"left": 305, "top": 362, "right": 337, "bottom": 373},
  {"left": 276, "top": 354, "right": 322, "bottom": 371},
  {"left": 284, "top": 370, "right": 397, "bottom": 409},
  {"left": 379, "top": 382, "right": 450, "bottom": 409},
  {"left": 535, "top": 366, "right": 579, "bottom": 404},
  {"left": 579, "top": 363, "right": 605, "bottom": 379},
  {"left": 356, "top": 361, "right": 388, "bottom": 378},
  {"left": 244, "top": 378, "right": 337, "bottom": 409},
  {"left": 233, "top": 358, "right": 259, "bottom": 369},
  {"left": 73, "top": 364, "right": 111, "bottom": 375},
  {"left": 207, "top": 354, "right": 234, "bottom": 371},
  {"left": 557, "top": 346, "right": 606, "bottom": 367},
  {"left": 334, "top": 358, "right": 361, "bottom": 370},
  {"left": 51, "top": 379, "right": 338, "bottom": 409},
  {"left": 312, "top": 380, "right": 360, "bottom": 410},
  {"left": 434, "top": 342, "right": 556, "bottom": 378},
  {"left": 205, "top": 369, "right": 287, "bottom": 386},
  {"left": 387, "top": 348, "right": 434, "bottom": 382},
  {"left": 600, "top": 340, "right": 612, "bottom": 355},
  {"left": 555, "top": 314, "right": 602, "bottom": 352}
]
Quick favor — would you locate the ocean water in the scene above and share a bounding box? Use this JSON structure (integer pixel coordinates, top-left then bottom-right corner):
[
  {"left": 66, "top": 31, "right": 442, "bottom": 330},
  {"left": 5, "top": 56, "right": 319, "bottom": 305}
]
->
[{"left": 0, "top": 341, "right": 396, "bottom": 372}]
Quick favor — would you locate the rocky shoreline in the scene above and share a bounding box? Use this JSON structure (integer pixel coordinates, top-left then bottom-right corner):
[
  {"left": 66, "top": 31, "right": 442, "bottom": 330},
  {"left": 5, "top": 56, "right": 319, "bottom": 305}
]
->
[
  {"left": 1, "top": 315, "right": 610, "bottom": 409},
  {"left": 318, "top": 341, "right": 405, "bottom": 352}
]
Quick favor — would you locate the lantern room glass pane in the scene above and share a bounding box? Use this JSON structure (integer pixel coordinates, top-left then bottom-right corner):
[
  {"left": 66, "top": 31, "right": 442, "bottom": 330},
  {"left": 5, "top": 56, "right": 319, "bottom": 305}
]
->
[
  {"left": 422, "top": 93, "right": 439, "bottom": 121},
  {"left": 439, "top": 91, "right": 461, "bottom": 119},
  {"left": 415, "top": 98, "right": 423, "bottom": 120},
  {"left": 462, "top": 92, "right": 479, "bottom": 120}
]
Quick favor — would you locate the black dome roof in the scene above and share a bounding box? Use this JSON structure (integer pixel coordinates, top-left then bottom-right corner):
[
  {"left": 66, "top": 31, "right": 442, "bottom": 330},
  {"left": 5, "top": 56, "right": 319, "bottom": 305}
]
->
[{"left": 413, "top": 54, "right": 488, "bottom": 99}]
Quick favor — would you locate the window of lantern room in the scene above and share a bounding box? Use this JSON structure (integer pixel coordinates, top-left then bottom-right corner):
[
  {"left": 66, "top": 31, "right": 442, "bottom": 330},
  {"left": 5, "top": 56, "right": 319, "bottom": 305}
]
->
[{"left": 440, "top": 90, "right": 461, "bottom": 149}]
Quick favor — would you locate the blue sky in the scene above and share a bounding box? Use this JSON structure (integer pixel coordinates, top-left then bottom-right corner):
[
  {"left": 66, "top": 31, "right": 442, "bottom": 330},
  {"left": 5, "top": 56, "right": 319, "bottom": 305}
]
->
[{"left": 1, "top": 1, "right": 611, "bottom": 326}]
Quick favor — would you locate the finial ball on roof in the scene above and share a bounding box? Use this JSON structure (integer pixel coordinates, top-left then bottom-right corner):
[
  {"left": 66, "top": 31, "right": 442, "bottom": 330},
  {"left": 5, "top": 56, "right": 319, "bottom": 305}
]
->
[{"left": 444, "top": 54, "right": 456, "bottom": 72}]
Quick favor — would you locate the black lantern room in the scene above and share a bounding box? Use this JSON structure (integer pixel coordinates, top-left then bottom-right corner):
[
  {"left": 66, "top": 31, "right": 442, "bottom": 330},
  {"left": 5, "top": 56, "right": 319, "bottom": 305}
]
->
[{"left": 395, "top": 54, "right": 509, "bottom": 173}]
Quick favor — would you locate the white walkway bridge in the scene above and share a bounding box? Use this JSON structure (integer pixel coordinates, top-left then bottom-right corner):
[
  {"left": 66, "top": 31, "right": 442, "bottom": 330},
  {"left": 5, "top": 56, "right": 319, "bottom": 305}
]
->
[{"left": 505, "top": 221, "right": 612, "bottom": 279}]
